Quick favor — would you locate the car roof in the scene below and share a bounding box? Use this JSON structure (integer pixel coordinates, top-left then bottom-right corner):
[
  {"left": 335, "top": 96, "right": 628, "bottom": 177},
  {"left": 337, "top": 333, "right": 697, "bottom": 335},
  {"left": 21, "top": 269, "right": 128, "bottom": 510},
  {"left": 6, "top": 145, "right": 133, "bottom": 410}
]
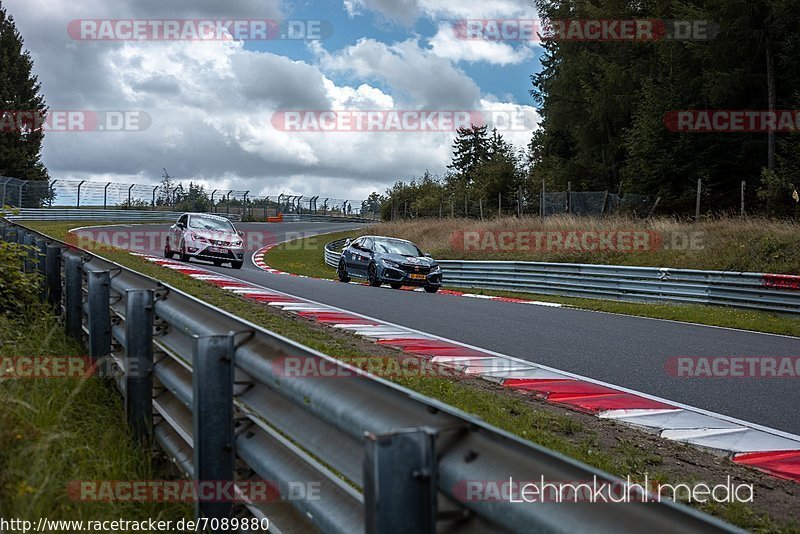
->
[
  {"left": 187, "top": 213, "right": 232, "bottom": 221},
  {"left": 359, "top": 235, "right": 413, "bottom": 244}
]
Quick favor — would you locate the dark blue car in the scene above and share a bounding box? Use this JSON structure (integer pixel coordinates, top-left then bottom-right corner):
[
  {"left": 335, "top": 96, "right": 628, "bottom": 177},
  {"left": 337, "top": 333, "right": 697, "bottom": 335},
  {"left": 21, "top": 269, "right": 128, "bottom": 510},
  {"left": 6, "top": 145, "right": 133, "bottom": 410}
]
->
[{"left": 337, "top": 236, "right": 442, "bottom": 293}]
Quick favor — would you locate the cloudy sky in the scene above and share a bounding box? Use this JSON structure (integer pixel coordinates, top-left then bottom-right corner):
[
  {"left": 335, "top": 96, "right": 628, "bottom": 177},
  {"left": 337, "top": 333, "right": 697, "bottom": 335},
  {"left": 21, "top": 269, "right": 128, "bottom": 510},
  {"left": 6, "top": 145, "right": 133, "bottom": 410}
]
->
[{"left": 6, "top": 0, "right": 542, "bottom": 200}]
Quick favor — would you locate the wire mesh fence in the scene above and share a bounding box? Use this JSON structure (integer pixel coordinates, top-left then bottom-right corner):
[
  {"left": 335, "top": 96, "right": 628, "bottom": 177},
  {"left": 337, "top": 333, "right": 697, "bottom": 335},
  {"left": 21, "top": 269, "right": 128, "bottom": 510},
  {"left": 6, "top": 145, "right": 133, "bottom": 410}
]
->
[{"left": 0, "top": 178, "right": 379, "bottom": 221}]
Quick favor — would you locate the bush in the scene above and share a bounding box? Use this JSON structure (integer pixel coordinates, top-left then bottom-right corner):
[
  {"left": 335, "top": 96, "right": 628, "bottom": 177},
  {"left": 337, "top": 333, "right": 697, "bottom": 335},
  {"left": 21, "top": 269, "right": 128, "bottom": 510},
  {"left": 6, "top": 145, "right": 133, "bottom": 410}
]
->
[
  {"left": 0, "top": 241, "right": 41, "bottom": 315},
  {"left": 757, "top": 168, "right": 800, "bottom": 217}
]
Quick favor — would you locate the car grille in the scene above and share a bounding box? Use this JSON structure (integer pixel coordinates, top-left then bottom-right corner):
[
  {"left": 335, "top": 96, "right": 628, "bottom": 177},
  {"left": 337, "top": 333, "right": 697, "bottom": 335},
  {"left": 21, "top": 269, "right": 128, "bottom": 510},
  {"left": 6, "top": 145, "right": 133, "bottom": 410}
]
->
[
  {"left": 401, "top": 265, "right": 430, "bottom": 274},
  {"left": 210, "top": 239, "right": 234, "bottom": 246}
]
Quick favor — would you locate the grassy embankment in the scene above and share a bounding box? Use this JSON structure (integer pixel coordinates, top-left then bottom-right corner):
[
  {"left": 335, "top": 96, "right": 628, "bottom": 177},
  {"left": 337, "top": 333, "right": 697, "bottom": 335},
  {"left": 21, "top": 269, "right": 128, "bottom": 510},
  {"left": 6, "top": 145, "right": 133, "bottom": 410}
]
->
[
  {"left": 0, "top": 239, "right": 190, "bottom": 523},
  {"left": 18, "top": 220, "right": 800, "bottom": 531},
  {"left": 263, "top": 216, "right": 800, "bottom": 337}
]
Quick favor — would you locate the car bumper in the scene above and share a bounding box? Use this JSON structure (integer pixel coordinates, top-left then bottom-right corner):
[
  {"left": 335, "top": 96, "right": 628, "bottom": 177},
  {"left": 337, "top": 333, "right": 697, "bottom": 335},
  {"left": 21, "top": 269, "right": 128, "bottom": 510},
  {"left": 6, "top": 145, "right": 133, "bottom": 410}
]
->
[
  {"left": 378, "top": 266, "right": 442, "bottom": 286},
  {"left": 186, "top": 244, "right": 245, "bottom": 262}
]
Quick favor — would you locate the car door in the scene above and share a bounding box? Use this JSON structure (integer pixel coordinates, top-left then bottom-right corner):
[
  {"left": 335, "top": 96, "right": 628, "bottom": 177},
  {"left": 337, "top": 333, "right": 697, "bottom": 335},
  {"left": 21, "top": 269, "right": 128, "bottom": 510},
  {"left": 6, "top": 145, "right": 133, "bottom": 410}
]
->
[
  {"left": 347, "top": 238, "right": 371, "bottom": 276},
  {"left": 172, "top": 214, "right": 188, "bottom": 247}
]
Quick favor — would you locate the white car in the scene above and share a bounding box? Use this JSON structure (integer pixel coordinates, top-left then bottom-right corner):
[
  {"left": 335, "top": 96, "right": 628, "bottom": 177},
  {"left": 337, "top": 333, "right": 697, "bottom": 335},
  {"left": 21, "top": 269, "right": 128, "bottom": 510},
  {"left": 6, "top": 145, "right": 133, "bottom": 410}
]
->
[{"left": 165, "top": 213, "right": 245, "bottom": 269}]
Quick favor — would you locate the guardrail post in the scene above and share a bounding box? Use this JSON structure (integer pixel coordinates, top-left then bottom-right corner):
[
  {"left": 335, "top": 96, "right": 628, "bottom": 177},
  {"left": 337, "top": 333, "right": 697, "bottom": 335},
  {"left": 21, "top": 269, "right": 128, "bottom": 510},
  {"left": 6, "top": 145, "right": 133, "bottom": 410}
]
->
[
  {"left": 87, "top": 270, "right": 111, "bottom": 365},
  {"left": 364, "top": 429, "right": 437, "bottom": 534},
  {"left": 36, "top": 237, "right": 47, "bottom": 300},
  {"left": 64, "top": 255, "right": 83, "bottom": 340},
  {"left": 125, "top": 289, "right": 154, "bottom": 444},
  {"left": 192, "top": 333, "right": 235, "bottom": 525},
  {"left": 46, "top": 245, "right": 62, "bottom": 310},
  {"left": 23, "top": 233, "right": 36, "bottom": 272}
]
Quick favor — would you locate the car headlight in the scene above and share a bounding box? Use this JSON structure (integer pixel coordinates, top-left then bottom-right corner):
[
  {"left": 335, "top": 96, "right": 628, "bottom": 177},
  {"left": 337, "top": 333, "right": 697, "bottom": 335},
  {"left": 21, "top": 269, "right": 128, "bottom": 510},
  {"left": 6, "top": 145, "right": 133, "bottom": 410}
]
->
[
  {"left": 431, "top": 264, "right": 441, "bottom": 272},
  {"left": 232, "top": 239, "right": 243, "bottom": 247},
  {"left": 191, "top": 233, "right": 207, "bottom": 242},
  {"left": 381, "top": 259, "right": 400, "bottom": 269}
]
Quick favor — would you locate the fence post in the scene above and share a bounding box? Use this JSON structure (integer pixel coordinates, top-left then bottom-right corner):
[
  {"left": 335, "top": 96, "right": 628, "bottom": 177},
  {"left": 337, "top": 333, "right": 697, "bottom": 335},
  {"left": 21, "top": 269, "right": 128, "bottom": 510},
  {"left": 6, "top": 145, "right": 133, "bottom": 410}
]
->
[
  {"left": 478, "top": 198, "right": 483, "bottom": 221},
  {"left": 364, "top": 429, "right": 437, "bottom": 534},
  {"left": 517, "top": 185, "right": 523, "bottom": 217},
  {"left": 46, "top": 245, "right": 62, "bottom": 311},
  {"left": 19, "top": 181, "right": 26, "bottom": 207},
  {"left": 65, "top": 254, "right": 83, "bottom": 340},
  {"left": 541, "top": 179, "right": 545, "bottom": 218},
  {"left": 695, "top": 178, "right": 702, "bottom": 221},
  {"left": 567, "top": 181, "right": 572, "bottom": 214},
  {"left": 87, "top": 270, "right": 111, "bottom": 366},
  {"left": 601, "top": 190, "right": 609, "bottom": 215},
  {"left": 76, "top": 180, "right": 85, "bottom": 208},
  {"left": 741, "top": 181, "right": 746, "bottom": 217},
  {"left": 450, "top": 198, "right": 454, "bottom": 218},
  {"left": 125, "top": 289, "right": 154, "bottom": 444},
  {"left": 498, "top": 192, "right": 502, "bottom": 217},
  {"left": 103, "top": 182, "right": 110, "bottom": 209},
  {"left": 192, "top": 334, "right": 235, "bottom": 524}
]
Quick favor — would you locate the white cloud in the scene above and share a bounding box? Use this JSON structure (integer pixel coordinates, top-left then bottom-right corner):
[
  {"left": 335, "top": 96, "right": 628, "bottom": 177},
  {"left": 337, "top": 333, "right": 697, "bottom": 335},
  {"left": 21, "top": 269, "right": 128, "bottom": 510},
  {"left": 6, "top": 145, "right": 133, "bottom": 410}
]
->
[
  {"left": 343, "top": 0, "right": 535, "bottom": 24},
  {"left": 3, "top": 0, "right": 539, "bottom": 200},
  {"left": 315, "top": 37, "right": 481, "bottom": 108},
  {"left": 428, "top": 23, "right": 535, "bottom": 65}
]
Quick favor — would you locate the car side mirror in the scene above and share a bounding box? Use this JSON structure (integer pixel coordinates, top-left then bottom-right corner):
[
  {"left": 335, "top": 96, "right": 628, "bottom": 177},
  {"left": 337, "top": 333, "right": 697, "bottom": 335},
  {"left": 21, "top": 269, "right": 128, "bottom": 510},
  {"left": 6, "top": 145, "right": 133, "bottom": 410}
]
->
[
  {"left": 177, "top": 223, "right": 185, "bottom": 229},
  {"left": 237, "top": 230, "right": 244, "bottom": 237},
  {"left": 423, "top": 253, "right": 432, "bottom": 258},
  {"left": 344, "top": 238, "right": 352, "bottom": 247}
]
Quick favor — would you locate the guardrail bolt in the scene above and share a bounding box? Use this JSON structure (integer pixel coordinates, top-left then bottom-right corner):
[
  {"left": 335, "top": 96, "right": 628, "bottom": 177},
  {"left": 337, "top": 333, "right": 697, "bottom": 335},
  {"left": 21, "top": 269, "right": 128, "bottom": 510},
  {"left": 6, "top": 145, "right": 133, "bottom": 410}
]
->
[
  {"left": 125, "top": 289, "right": 154, "bottom": 444},
  {"left": 364, "top": 429, "right": 437, "bottom": 534},
  {"left": 192, "top": 333, "right": 235, "bottom": 525}
]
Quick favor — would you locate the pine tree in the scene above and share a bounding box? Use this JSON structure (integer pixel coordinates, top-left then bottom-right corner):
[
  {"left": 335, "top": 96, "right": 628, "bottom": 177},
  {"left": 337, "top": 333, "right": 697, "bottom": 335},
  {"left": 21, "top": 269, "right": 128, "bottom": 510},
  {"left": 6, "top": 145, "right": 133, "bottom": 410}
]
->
[
  {"left": 447, "top": 125, "right": 489, "bottom": 185},
  {"left": 0, "top": 1, "right": 48, "bottom": 182}
]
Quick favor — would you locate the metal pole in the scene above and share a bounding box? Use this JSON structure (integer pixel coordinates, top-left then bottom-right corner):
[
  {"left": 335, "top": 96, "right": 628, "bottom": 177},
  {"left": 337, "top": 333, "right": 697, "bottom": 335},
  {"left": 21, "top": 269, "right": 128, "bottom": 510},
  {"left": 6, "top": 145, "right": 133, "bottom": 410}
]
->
[
  {"left": 125, "top": 289, "right": 154, "bottom": 444},
  {"left": 0, "top": 177, "right": 9, "bottom": 207},
  {"left": 192, "top": 334, "right": 235, "bottom": 524},
  {"left": 46, "top": 245, "right": 62, "bottom": 311},
  {"left": 695, "top": 178, "right": 702, "bottom": 221},
  {"left": 76, "top": 180, "right": 85, "bottom": 208},
  {"left": 128, "top": 184, "right": 134, "bottom": 207},
  {"left": 479, "top": 198, "right": 483, "bottom": 221},
  {"left": 567, "top": 181, "right": 571, "bottom": 214},
  {"left": 104, "top": 182, "right": 110, "bottom": 209},
  {"left": 19, "top": 181, "right": 26, "bottom": 207},
  {"left": 450, "top": 197, "right": 454, "bottom": 218},
  {"left": 518, "top": 185, "right": 523, "bottom": 217},
  {"left": 464, "top": 196, "right": 467, "bottom": 218},
  {"left": 87, "top": 270, "right": 111, "bottom": 366},
  {"left": 211, "top": 190, "right": 218, "bottom": 213},
  {"left": 65, "top": 254, "right": 83, "bottom": 341},
  {"left": 364, "top": 429, "right": 437, "bottom": 534},
  {"left": 541, "top": 179, "right": 545, "bottom": 218},
  {"left": 498, "top": 192, "right": 502, "bottom": 217},
  {"left": 741, "top": 181, "right": 746, "bottom": 217}
]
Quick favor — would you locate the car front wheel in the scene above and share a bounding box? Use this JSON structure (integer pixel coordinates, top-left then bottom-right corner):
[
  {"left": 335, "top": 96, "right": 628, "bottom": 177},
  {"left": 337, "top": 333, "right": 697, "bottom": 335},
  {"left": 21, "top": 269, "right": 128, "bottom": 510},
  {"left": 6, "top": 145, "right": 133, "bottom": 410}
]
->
[
  {"left": 424, "top": 285, "right": 439, "bottom": 294},
  {"left": 231, "top": 261, "right": 243, "bottom": 269},
  {"left": 390, "top": 283, "right": 403, "bottom": 289},
  {"left": 179, "top": 241, "right": 190, "bottom": 262},
  {"left": 367, "top": 263, "right": 382, "bottom": 287},
  {"left": 337, "top": 260, "right": 351, "bottom": 283}
]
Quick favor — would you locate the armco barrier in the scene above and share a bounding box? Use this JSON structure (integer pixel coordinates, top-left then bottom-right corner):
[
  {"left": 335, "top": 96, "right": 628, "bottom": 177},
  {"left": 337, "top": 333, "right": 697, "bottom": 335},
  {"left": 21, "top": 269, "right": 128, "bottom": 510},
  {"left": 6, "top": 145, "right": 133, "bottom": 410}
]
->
[
  {"left": 324, "top": 240, "right": 800, "bottom": 315},
  {"left": 0, "top": 219, "right": 737, "bottom": 533},
  {"left": 1, "top": 208, "right": 241, "bottom": 222}
]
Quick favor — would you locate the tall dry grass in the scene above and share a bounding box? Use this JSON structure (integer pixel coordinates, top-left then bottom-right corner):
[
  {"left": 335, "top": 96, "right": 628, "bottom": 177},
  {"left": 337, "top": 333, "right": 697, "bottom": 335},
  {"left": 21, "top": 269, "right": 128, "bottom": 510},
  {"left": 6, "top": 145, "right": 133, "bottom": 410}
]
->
[{"left": 367, "top": 215, "right": 800, "bottom": 274}]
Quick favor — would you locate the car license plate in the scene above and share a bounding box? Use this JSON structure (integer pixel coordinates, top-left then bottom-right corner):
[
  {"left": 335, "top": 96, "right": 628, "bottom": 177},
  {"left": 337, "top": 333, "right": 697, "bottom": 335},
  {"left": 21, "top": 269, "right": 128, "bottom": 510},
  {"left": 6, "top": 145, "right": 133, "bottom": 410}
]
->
[
  {"left": 409, "top": 273, "right": 426, "bottom": 280},
  {"left": 208, "top": 247, "right": 228, "bottom": 254}
]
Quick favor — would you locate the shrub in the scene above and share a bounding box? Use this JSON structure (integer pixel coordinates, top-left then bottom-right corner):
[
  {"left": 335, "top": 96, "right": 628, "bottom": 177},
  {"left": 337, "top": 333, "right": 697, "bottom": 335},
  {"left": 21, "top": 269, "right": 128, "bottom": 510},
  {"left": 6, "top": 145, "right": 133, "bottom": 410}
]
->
[{"left": 0, "top": 241, "right": 41, "bottom": 314}]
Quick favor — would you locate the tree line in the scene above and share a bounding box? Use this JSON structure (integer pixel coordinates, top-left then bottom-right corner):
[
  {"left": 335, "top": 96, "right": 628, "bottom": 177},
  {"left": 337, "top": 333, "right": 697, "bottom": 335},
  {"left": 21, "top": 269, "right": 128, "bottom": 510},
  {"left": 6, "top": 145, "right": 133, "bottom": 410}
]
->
[{"left": 381, "top": 0, "right": 800, "bottom": 218}]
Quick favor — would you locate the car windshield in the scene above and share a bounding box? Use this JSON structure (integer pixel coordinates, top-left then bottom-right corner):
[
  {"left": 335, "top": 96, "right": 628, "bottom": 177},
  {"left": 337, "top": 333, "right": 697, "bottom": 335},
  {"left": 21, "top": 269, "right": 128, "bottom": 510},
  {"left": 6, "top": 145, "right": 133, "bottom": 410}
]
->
[
  {"left": 374, "top": 239, "right": 422, "bottom": 256},
  {"left": 189, "top": 216, "right": 235, "bottom": 233}
]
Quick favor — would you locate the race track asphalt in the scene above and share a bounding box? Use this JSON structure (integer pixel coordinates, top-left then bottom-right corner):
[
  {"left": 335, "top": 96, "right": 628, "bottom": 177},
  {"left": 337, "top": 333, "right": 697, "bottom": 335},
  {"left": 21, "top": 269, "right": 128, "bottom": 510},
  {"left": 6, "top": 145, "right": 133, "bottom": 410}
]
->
[{"left": 77, "top": 222, "right": 800, "bottom": 435}]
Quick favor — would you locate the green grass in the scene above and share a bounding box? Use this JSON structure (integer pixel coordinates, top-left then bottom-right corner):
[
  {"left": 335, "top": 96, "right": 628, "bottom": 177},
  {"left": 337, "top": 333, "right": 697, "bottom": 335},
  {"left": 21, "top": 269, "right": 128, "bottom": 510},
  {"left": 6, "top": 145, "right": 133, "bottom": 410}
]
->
[
  {"left": 262, "top": 229, "right": 800, "bottom": 337},
  {"left": 0, "top": 303, "right": 191, "bottom": 523},
  {"left": 19, "top": 220, "right": 799, "bottom": 531}
]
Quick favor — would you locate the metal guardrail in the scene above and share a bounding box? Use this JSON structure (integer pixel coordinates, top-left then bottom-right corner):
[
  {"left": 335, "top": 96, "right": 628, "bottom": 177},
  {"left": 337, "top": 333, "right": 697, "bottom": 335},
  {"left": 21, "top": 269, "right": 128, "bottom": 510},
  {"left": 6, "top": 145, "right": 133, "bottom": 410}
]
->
[
  {"left": 324, "top": 240, "right": 800, "bottom": 315},
  {"left": 1, "top": 208, "right": 242, "bottom": 222},
  {"left": 0, "top": 220, "right": 736, "bottom": 533}
]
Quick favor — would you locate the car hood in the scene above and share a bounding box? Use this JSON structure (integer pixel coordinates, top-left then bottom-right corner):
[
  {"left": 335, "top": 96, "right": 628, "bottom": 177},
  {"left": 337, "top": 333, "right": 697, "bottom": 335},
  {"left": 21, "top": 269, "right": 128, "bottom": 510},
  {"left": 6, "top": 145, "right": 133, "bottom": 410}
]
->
[
  {"left": 380, "top": 253, "right": 436, "bottom": 267},
  {"left": 190, "top": 229, "right": 238, "bottom": 242}
]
